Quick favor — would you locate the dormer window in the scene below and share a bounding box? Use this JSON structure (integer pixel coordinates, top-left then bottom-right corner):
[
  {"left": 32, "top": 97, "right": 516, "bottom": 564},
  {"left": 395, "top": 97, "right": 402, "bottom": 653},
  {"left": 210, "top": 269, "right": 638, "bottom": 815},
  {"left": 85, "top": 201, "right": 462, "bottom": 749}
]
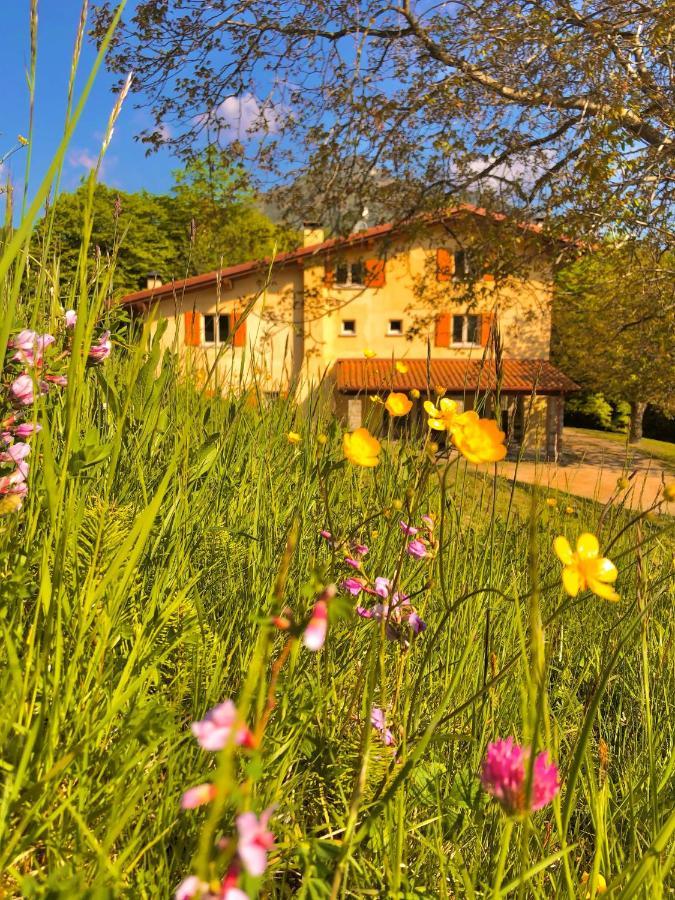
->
[
  {"left": 387, "top": 319, "right": 403, "bottom": 336},
  {"left": 335, "top": 260, "right": 365, "bottom": 287},
  {"left": 340, "top": 319, "right": 357, "bottom": 336}
]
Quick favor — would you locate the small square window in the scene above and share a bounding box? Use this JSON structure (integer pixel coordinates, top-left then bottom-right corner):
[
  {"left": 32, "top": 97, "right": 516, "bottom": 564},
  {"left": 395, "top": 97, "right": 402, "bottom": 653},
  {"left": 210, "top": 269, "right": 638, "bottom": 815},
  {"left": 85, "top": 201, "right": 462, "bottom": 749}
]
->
[
  {"left": 341, "top": 319, "right": 357, "bottom": 336},
  {"left": 388, "top": 319, "right": 403, "bottom": 335}
]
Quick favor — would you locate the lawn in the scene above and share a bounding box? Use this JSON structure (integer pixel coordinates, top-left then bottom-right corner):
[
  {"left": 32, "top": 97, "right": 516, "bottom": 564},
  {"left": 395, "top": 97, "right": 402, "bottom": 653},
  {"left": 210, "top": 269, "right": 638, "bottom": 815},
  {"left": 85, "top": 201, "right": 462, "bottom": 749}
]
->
[
  {"left": 1, "top": 308, "right": 673, "bottom": 897},
  {"left": 567, "top": 426, "right": 675, "bottom": 470},
  {"left": 0, "top": 19, "right": 673, "bottom": 898}
]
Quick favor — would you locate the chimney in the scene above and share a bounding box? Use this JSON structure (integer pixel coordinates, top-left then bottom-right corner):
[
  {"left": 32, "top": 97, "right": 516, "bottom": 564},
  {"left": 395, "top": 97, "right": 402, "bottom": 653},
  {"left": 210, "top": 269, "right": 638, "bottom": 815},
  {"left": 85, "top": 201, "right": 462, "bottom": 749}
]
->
[
  {"left": 302, "top": 221, "right": 324, "bottom": 247},
  {"left": 146, "top": 272, "right": 163, "bottom": 290}
]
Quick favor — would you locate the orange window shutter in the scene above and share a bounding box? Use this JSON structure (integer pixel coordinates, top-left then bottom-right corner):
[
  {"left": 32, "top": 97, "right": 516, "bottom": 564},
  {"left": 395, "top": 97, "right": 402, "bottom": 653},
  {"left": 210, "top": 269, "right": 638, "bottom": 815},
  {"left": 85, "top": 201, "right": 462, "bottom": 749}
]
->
[
  {"left": 436, "top": 248, "right": 454, "bottom": 282},
  {"left": 231, "top": 309, "right": 247, "bottom": 347},
  {"left": 364, "top": 258, "right": 386, "bottom": 288},
  {"left": 184, "top": 311, "right": 201, "bottom": 346},
  {"left": 324, "top": 259, "right": 335, "bottom": 286},
  {"left": 480, "top": 312, "right": 494, "bottom": 346},
  {"left": 435, "top": 313, "right": 451, "bottom": 348}
]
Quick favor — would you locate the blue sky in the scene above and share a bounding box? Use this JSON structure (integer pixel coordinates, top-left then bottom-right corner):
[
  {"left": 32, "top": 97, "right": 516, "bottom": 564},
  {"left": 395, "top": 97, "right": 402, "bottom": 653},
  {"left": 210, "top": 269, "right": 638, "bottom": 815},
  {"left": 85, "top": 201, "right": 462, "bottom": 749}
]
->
[{"left": 0, "top": 1, "right": 176, "bottom": 205}]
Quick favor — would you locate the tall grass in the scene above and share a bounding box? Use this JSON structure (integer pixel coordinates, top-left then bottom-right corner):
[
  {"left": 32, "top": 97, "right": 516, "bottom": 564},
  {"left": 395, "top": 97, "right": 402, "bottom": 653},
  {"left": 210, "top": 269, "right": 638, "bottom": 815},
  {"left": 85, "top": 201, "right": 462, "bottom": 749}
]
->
[{"left": 1, "top": 6, "right": 674, "bottom": 898}]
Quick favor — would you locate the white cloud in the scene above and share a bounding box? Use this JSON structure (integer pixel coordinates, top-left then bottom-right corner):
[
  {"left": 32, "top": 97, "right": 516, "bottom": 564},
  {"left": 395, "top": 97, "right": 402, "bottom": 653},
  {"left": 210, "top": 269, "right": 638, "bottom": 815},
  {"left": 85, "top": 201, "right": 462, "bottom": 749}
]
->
[
  {"left": 197, "top": 93, "right": 282, "bottom": 138},
  {"left": 68, "top": 148, "right": 100, "bottom": 171}
]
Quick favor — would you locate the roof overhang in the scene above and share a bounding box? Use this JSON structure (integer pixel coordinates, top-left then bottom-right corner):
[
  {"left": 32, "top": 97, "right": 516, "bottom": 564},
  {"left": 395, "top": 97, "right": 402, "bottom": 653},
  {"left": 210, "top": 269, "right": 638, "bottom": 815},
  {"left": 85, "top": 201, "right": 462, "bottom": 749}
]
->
[{"left": 335, "top": 358, "right": 579, "bottom": 395}]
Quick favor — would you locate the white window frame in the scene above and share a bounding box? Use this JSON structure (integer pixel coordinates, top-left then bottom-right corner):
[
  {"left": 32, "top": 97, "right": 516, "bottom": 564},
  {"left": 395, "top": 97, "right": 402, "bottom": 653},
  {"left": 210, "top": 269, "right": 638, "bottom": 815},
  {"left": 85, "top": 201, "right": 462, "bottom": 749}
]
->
[
  {"left": 451, "top": 314, "right": 480, "bottom": 347},
  {"left": 387, "top": 318, "right": 404, "bottom": 336},
  {"left": 335, "top": 260, "right": 365, "bottom": 288},
  {"left": 203, "top": 313, "right": 231, "bottom": 346},
  {"left": 340, "top": 318, "right": 357, "bottom": 337}
]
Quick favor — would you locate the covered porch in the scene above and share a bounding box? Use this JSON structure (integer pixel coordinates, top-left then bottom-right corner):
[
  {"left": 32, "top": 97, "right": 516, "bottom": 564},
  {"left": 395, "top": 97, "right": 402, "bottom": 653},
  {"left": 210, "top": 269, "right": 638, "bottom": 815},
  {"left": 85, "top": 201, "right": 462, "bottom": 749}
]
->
[{"left": 333, "top": 358, "right": 579, "bottom": 461}]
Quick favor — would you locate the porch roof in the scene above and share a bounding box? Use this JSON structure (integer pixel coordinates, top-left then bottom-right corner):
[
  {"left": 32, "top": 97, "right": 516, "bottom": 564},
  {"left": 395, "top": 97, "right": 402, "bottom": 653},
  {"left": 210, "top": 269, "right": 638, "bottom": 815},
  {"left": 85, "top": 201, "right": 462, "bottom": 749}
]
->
[{"left": 335, "top": 358, "right": 579, "bottom": 395}]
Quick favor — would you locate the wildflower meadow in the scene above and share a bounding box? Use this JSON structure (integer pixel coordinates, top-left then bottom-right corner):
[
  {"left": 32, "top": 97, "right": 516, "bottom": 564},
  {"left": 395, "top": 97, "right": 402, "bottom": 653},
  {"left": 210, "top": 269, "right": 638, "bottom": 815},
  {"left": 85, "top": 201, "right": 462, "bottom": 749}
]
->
[{"left": 1, "top": 6, "right": 675, "bottom": 900}]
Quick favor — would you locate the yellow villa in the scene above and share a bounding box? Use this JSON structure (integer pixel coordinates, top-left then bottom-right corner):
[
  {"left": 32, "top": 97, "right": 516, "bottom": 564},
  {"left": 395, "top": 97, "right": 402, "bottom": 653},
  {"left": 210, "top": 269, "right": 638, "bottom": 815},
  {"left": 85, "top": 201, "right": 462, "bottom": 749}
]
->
[{"left": 121, "top": 204, "right": 578, "bottom": 458}]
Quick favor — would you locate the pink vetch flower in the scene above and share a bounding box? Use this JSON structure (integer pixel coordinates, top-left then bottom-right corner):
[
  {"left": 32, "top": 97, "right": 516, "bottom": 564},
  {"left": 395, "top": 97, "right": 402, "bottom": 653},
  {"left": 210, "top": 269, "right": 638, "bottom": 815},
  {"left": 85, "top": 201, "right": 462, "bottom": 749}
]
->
[
  {"left": 344, "top": 556, "right": 361, "bottom": 570},
  {"left": 0, "top": 468, "right": 28, "bottom": 495},
  {"left": 13, "top": 422, "right": 41, "bottom": 438},
  {"left": 421, "top": 514, "right": 435, "bottom": 531},
  {"left": 399, "top": 520, "right": 418, "bottom": 535},
  {"left": 11, "top": 331, "right": 56, "bottom": 367},
  {"left": 319, "top": 529, "right": 332, "bottom": 542},
  {"left": 219, "top": 866, "right": 249, "bottom": 900},
  {"left": 373, "top": 576, "right": 390, "bottom": 598},
  {"left": 10, "top": 329, "right": 39, "bottom": 352},
  {"left": 358, "top": 600, "right": 426, "bottom": 644},
  {"left": 303, "top": 599, "right": 328, "bottom": 651},
  {"left": 235, "top": 807, "right": 275, "bottom": 877},
  {"left": 342, "top": 576, "right": 365, "bottom": 596},
  {"left": 352, "top": 543, "right": 369, "bottom": 557},
  {"left": 65, "top": 309, "right": 77, "bottom": 328},
  {"left": 407, "top": 539, "right": 428, "bottom": 559},
  {"left": 44, "top": 374, "right": 68, "bottom": 387},
  {"left": 175, "top": 876, "right": 214, "bottom": 900},
  {"left": 481, "top": 738, "right": 560, "bottom": 816},
  {"left": 9, "top": 374, "right": 46, "bottom": 407},
  {"left": 371, "top": 707, "right": 395, "bottom": 746},
  {"left": 88, "top": 331, "right": 112, "bottom": 364},
  {"left": 408, "top": 611, "right": 427, "bottom": 635},
  {"left": 191, "top": 700, "right": 255, "bottom": 751},
  {"left": 0, "top": 441, "right": 30, "bottom": 477},
  {"left": 181, "top": 782, "right": 218, "bottom": 809}
]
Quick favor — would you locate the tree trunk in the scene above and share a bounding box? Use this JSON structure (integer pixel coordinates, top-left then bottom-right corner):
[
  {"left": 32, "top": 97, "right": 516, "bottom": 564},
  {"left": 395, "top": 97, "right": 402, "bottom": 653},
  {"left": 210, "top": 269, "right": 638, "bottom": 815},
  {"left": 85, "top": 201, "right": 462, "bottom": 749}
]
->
[{"left": 628, "top": 401, "right": 647, "bottom": 444}]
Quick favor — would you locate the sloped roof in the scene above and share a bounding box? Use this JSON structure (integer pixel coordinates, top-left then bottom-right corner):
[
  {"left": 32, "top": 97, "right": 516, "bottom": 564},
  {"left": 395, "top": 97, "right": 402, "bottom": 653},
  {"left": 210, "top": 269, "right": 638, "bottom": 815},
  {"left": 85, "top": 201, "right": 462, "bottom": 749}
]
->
[
  {"left": 335, "top": 358, "right": 579, "bottom": 394},
  {"left": 120, "top": 204, "right": 565, "bottom": 307}
]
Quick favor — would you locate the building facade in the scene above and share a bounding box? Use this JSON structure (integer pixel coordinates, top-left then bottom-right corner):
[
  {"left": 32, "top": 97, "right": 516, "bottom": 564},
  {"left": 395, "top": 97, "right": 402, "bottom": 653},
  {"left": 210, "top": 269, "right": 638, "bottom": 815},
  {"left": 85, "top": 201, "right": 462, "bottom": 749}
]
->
[{"left": 121, "top": 206, "right": 577, "bottom": 459}]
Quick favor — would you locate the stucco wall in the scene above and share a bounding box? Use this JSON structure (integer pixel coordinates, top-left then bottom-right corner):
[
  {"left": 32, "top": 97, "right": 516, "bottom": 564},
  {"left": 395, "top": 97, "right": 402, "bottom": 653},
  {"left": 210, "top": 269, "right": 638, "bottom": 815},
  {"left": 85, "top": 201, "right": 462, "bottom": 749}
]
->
[{"left": 142, "top": 218, "right": 554, "bottom": 394}]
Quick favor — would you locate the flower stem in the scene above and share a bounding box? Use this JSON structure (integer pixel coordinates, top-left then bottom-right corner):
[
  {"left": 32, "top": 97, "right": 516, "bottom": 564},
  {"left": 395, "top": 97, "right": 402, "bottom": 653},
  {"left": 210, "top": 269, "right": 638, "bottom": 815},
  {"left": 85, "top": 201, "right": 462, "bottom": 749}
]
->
[{"left": 492, "top": 816, "right": 514, "bottom": 898}]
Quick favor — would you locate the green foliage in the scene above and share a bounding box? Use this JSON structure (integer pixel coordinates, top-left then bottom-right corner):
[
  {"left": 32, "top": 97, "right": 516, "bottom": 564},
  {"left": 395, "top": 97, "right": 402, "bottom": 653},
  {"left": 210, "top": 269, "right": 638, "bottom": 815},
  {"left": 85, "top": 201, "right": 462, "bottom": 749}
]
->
[
  {"left": 566, "top": 393, "right": 632, "bottom": 433},
  {"left": 32, "top": 150, "right": 299, "bottom": 297},
  {"left": 553, "top": 245, "right": 675, "bottom": 416},
  {"left": 171, "top": 147, "right": 299, "bottom": 273}
]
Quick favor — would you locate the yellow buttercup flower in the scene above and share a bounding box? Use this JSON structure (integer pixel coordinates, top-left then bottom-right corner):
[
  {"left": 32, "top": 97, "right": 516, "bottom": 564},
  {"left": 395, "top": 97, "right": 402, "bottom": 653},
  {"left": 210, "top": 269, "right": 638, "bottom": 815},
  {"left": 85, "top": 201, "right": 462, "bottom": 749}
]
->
[
  {"left": 664, "top": 483, "right": 675, "bottom": 502},
  {"left": 385, "top": 392, "right": 413, "bottom": 417},
  {"left": 287, "top": 431, "right": 301, "bottom": 444},
  {"left": 395, "top": 360, "right": 408, "bottom": 374},
  {"left": 17, "top": 135, "right": 29, "bottom": 146},
  {"left": 451, "top": 411, "right": 507, "bottom": 464},
  {"left": 363, "top": 348, "right": 377, "bottom": 359},
  {"left": 554, "top": 533, "right": 619, "bottom": 602},
  {"left": 546, "top": 497, "right": 557, "bottom": 508},
  {"left": 581, "top": 872, "right": 607, "bottom": 896},
  {"left": 343, "top": 427, "right": 381, "bottom": 467},
  {"left": 409, "top": 389, "right": 420, "bottom": 399},
  {"left": 424, "top": 398, "right": 462, "bottom": 432}
]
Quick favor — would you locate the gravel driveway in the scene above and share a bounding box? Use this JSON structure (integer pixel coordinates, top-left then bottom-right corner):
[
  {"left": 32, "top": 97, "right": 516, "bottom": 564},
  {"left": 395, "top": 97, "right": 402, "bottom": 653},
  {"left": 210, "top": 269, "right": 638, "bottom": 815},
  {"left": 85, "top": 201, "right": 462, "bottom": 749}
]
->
[{"left": 497, "top": 428, "right": 674, "bottom": 512}]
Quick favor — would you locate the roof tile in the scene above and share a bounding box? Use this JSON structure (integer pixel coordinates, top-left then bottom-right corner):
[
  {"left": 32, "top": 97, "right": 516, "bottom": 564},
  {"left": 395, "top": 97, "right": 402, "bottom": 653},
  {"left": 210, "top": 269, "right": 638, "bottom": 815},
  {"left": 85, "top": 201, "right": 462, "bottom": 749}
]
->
[{"left": 335, "top": 358, "right": 579, "bottom": 394}]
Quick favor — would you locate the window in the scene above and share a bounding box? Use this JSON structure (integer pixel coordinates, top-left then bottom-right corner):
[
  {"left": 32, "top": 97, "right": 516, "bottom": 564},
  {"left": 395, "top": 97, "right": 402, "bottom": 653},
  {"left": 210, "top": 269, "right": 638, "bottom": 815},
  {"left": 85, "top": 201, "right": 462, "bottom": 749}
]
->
[
  {"left": 335, "top": 260, "right": 365, "bottom": 287},
  {"left": 452, "top": 314, "right": 479, "bottom": 345},
  {"left": 387, "top": 319, "right": 403, "bottom": 336},
  {"left": 340, "top": 319, "right": 357, "bottom": 336},
  {"left": 204, "top": 314, "right": 230, "bottom": 345},
  {"left": 454, "top": 249, "right": 470, "bottom": 279}
]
